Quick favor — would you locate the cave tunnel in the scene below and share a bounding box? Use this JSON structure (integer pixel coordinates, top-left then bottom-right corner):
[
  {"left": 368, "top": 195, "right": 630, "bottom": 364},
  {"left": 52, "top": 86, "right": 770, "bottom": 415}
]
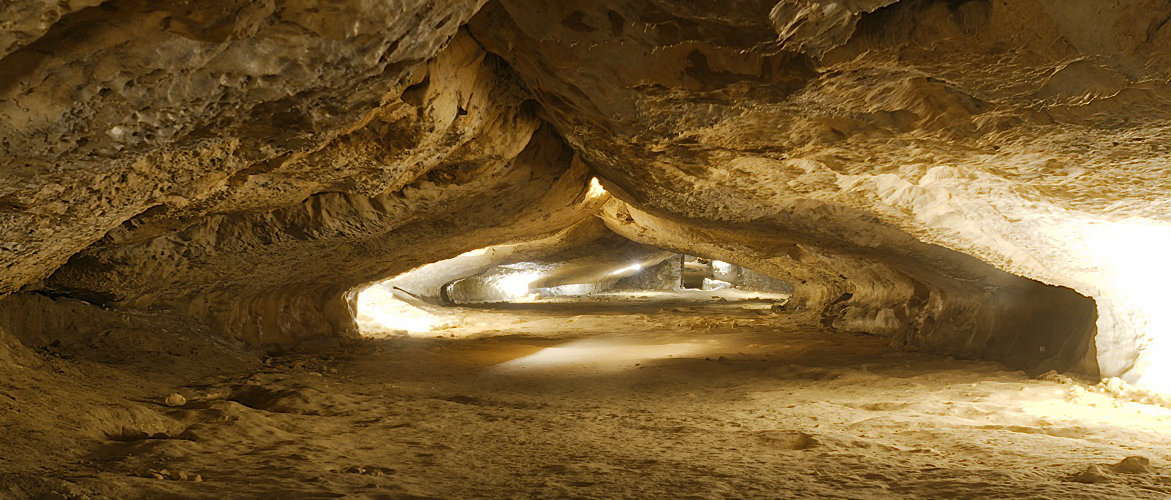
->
[{"left": 1, "top": 0, "right": 1170, "bottom": 498}]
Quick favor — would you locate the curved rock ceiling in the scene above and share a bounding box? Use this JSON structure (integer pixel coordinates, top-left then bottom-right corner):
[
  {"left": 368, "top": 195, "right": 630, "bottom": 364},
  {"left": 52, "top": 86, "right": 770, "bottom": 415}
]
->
[{"left": 0, "top": 0, "right": 1168, "bottom": 389}]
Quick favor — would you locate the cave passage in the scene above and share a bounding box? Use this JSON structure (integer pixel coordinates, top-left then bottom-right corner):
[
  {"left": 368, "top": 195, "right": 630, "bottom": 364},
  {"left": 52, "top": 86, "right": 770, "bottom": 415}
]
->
[
  {"left": 354, "top": 235, "right": 795, "bottom": 338},
  {"left": 2, "top": 0, "right": 1171, "bottom": 498},
  {"left": 247, "top": 234, "right": 1171, "bottom": 499},
  {"left": 95, "top": 267, "right": 1167, "bottom": 499},
  {"left": 1, "top": 210, "right": 1168, "bottom": 500},
  {"left": 0, "top": 185, "right": 1165, "bottom": 500}
]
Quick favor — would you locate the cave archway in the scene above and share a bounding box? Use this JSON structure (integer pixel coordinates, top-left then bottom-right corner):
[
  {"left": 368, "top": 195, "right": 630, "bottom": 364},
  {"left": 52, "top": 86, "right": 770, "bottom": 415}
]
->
[
  {"left": 2, "top": 0, "right": 1169, "bottom": 496},
  {"left": 336, "top": 180, "right": 1100, "bottom": 379},
  {"left": 353, "top": 227, "right": 795, "bottom": 338}
]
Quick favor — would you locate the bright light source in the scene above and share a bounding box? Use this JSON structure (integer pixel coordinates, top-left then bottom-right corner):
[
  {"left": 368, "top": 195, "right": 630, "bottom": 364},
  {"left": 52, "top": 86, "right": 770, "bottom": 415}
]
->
[
  {"left": 491, "top": 271, "right": 540, "bottom": 298},
  {"left": 354, "top": 286, "right": 450, "bottom": 335},
  {"left": 587, "top": 177, "right": 607, "bottom": 199},
  {"left": 1080, "top": 218, "right": 1171, "bottom": 392},
  {"left": 1034, "top": 215, "right": 1171, "bottom": 393},
  {"left": 702, "top": 278, "right": 732, "bottom": 290},
  {"left": 608, "top": 263, "right": 642, "bottom": 276}
]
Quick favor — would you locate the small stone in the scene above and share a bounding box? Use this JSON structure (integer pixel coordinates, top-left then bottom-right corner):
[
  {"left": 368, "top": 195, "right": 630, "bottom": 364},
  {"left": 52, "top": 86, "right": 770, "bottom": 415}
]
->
[
  {"left": 1111, "top": 456, "right": 1151, "bottom": 474},
  {"left": 164, "top": 393, "right": 187, "bottom": 407},
  {"left": 717, "top": 356, "right": 731, "bottom": 365},
  {"left": 150, "top": 472, "right": 165, "bottom": 480},
  {"left": 177, "top": 471, "right": 189, "bottom": 481},
  {"left": 1036, "top": 370, "right": 1074, "bottom": 384},
  {"left": 192, "top": 474, "right": 203, "bottom": 482},
  {"left": 1070, "top": 464, "right": 1111, "bottom": 484}
]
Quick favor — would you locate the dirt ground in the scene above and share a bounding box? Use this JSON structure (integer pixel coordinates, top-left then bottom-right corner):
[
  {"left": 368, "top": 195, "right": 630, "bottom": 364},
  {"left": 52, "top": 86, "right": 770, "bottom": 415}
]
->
[{"left": 2, "top": 299, "right": 1171, "bottom": 499}]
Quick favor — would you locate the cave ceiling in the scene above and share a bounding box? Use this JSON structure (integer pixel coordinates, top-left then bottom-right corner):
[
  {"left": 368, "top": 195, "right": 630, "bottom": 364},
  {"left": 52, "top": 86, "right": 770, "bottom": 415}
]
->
[{"left": 0, "top": 0, "right": 1168, "bottom": 385}]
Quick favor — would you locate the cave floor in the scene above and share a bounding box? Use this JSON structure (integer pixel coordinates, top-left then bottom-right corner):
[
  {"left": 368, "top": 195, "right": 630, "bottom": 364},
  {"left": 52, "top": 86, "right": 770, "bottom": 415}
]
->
[{"left": 3, "top": 305, "right": 1171, "bottom": 499}]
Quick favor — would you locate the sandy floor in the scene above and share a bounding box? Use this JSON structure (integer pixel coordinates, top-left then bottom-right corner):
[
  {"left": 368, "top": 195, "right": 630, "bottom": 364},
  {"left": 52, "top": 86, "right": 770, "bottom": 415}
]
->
[{"left": 2, "top": 301, "right": 1171, "bottom": 499}]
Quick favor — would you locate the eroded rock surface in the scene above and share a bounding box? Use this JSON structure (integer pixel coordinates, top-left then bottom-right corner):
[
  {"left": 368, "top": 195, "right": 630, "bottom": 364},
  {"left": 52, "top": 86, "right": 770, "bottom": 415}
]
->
[
  {"left": 1, "top": 0, "right": 1169, "bottom": 385},
  {"left": 1, "top": 0, "right": 485, "bottom": 292},
  {"left": 467, "top": 0, "right": 1170, "bottom": 382}
]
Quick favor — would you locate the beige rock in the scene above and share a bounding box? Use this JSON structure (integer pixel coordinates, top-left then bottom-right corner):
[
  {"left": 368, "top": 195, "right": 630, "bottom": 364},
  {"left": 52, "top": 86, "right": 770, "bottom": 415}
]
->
[
  {"left": 1071, "top": 464, "right": 1112, "bottom": 484},
  {"left": 1111, "top": 456, "right": 1152, "bottom": 474},
  {"left": 0, "top": 0, "right": 1168, "bottom": 389}
]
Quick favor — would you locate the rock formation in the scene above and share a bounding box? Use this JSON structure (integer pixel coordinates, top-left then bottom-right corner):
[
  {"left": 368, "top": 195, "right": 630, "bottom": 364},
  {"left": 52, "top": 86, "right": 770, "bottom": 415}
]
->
[{"left": 2, "top": 0, "right": 1169, "bottom": 388}]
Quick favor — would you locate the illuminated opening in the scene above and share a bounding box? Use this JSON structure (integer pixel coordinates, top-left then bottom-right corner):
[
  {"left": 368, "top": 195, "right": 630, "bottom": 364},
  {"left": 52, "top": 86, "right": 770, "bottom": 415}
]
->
[
  {"left": 352, "top": 231, "right": 793, "bottom": 338},
  {"left": 439, "top": 247, "right": 791, "bottom": 306},
  {"left": 586, "top": 176, "right": 607, "bottom": 198},
  {"left": 354, "top": 284, "right": 451, "bottom": 336}
]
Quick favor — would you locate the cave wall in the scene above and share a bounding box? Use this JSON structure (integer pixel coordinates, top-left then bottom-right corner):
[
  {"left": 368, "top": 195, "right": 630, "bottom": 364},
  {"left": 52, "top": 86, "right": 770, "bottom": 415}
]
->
[
  {"left": 0, "top": 0, "right": 1165, "bottom": 384},
  {"left": 725, "top": 267, "right": 795, "bottom": 294},
  {"left": 4, "top": 27, "right": 606, "bottom": 346},
  {"left": 600, "top": 198, "right": 1098, "bottom": 375},
  {"left": 1, "top": 0, "right": 493, "bottom": 296},
  {"left": 36, "top": 121, "right": 602, "bottom": 344},
  {"left": 467, "top": 0, "right": 1169, "bottom": 383},
  {"left": 615, "top": 257, "right": 682, "bottom": 291}
]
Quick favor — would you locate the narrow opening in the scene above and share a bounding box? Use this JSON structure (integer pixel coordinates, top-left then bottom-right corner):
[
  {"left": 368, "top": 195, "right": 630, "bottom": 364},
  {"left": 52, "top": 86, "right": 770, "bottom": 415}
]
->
[{"left": 355, "top": 233, "right": 793, "bottom": 339}]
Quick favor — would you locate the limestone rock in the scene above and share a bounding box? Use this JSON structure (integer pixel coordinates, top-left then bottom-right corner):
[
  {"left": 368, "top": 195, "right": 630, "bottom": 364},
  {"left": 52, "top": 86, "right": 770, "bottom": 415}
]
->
[
  {"left": 0, "top": 0, "right": 1168, "bottom": 389},
  {"left": 1070, "top": 464, "right": 1112, "bottom": 484},
  {"left": 1111, "top": 456, "right": 1152, "bottom": 474},
  {"left": 164, "top": 393, "right": 187, "bottom": 407}
]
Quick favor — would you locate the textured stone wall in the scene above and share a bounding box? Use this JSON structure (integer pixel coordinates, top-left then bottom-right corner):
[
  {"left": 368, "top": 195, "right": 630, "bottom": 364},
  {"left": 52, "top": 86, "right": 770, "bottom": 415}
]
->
[
  {"left": 599, "top": 198, "right": 1098, "bottom": 376},
  {"left": 467, "top": 0, "right": 1168, "bottom": 384},
  {"left": 5, "top": 26, "right": 605, "bottom": 345},
  {"left": 616, "top": 257, "right": 683, "bottom": 291},
  {"left": 1, "top": 0, "right": 1166, "bottom": 385},
  {"left": 732, "top": 267, "right": 794, "bottom": 294},
  {"left": 1, "top": 0, "right": 490, "bottom": 295}
]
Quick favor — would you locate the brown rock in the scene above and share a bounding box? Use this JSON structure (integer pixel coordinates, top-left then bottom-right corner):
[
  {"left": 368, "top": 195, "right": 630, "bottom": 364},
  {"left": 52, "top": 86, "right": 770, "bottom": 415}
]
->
[
  {"left": 1070, "top": 464, "right": 1112, "bottom": 484},
  {"left": 164, "top": 393, "right": 187, "bottom": 407},
  {"left": 0, "top": 0, "right": 1167, "bottom": 391},
  {"left": 1111, "top": 456, "right": 1152, "bottom": 474}
]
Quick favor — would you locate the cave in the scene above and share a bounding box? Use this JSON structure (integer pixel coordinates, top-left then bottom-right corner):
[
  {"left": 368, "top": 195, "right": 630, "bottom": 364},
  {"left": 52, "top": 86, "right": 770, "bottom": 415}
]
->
[{"left": 1, "top": 0, "right": 1169, "bottom": 498}]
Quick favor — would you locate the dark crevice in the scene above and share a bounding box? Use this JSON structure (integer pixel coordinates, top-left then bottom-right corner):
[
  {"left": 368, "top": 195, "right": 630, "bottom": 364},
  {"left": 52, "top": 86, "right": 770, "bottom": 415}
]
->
[{"left": 27, "top": 287, "right": 116, "bottom": 308}]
